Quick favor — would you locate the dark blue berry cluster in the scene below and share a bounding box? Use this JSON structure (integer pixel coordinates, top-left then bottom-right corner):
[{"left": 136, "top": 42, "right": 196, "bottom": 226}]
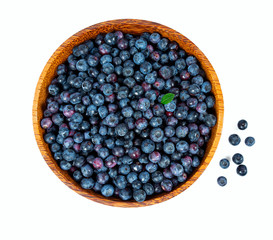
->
[
  {"left": 228, "top": 119, "right": 255, "bottom": 147},
  {"left": 41, "top": 31, "right": 217, "bottom": 202},
  {"left": 218, "top": 119, "right": 255, "bottom": 186}
]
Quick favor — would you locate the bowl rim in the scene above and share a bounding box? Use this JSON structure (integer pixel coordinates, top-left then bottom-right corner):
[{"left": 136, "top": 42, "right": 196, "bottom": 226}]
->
[{"left": 33, "top": 19, "right": 224, "bottom": 207}]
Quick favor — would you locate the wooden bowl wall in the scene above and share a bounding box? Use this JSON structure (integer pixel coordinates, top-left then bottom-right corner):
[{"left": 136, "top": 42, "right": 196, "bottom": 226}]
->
[{"left": 33, "top": 19, "right": 224, "bottom": 207}]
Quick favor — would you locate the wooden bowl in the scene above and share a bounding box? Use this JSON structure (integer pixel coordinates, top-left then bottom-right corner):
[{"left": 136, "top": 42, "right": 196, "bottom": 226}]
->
[{"left": 33, "top": 19, "right": 224, "bottom": 207}]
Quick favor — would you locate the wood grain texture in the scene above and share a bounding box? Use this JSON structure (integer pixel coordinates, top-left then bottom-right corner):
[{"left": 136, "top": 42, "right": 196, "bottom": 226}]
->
[{"left": 33, "top": 19, "right": 224, "bottom": 208}]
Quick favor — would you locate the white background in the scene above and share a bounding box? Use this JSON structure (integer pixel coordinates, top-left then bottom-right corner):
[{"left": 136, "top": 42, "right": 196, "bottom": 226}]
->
[{"left": 1, "top": 0, "right": 272, "bottom": 239}]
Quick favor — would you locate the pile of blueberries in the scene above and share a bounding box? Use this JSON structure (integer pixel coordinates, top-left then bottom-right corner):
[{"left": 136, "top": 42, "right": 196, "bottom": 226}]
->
[
  {"left": 217, "top": 119, "right": 255, "bottom": 186},
  {"left": 40, "top": 31, "right": 217, "bottom": 202}
]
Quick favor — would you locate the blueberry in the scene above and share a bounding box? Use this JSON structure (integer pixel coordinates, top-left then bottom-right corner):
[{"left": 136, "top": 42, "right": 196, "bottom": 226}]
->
[
  {"left": 105, "top": 113, "right": 119, "bottom": 127},
  {"left": 166, "top": 116, "right": 178, "bottom": 126},
  {"left": 87, "top": 55, "right": 99, "bottom": 67},
  {"left": 176, "top": 126, "right": 188, "bottom": 138},
  {"left": 122, "top": 66, "right": 134, "bottom": 77},
  {"left": 138, "top": 154, "right": 149, "bottom": 164},
  {"left": 150, "top": 117, "right": 162, "bottom": 128},
  {"left": 99, "top": 43, "right": 112, "bottom": 55},
  {"left": 189, "top": 143, "right": 199, "bottom": 154},
  {"left": 76, "top": 59, "right": 88, "bottom": 72},
  {"left": 48, "top": 84, "right": 59, "bottom": 96},
  {"left": 47, "top": 101, "right": 59, "bottom": 113},
  {"left": 238, "top": 119, "right": 248, "bottom": 130},
  {"left": 153, "top": 104, "right": 165, "bottom": 117},
  {"left": 154, "top": 183, "right": 163, "bottom": 193},
  {"left": 174, "top": 59, "right": 186, "bottom": 73},
  {"left": 168, "top": 50, "right": 178, "bottom": 61},
  {"left": 231, "top": 153, "right": 243, "bottom": 165},
  {"left": 80, "top": 177, "right": 95, "bottom": 189},
  {"left": 176, "top": 141, "right": 189, "bottom": 153},
  {"left": 164, "top": 126, "right": 175, "bottom": 138},
  {"left": 149, "top": 32, "right": 161, "bottom": 44},
  {"left": 73, "top": 132, "right": 84, "bottom": 143},
  {"left": 204, "top": 114, "right": 217, "bottom": 127},
  {"left": 81, "top": 164, "right": 93, "bottom": 177},
  {"left": 159, "top": 66, "right": 172, "bottom": 80},
  {"left": 192, "top": 75, "right": 204, "bottom": 85},
  {"left": 60, "top": 160, "right": 72, "bottom": 170},
  {"left": 245, "top": 137, "right": 255, "bottom": 146},
  {"left": 104, "top": 32, "right": 117, "bottom": 46},
  {"left": 105, "top": 155, "right": 117, "bottom": 168},
  {"left": 133, "top": 52, "right": 145, "bottom": 65},
  {"left": 201, "top": 81, "right": 212, "bottom": 93},
  {"left": 158, "top": 155, "right": 170, "bottom": 168},
  {"left": 145, "top": 90, "right": 157, "bottom": 102},
  {"left": 217, "top": 176, "right": 227, "bottom": 187},
  {"left": 101, "top": 184, "right": 114, "bottom": 197},
  {"left": 196, "top": 102, "right": 207, "bottom": 113},
  {"left": 192, "top": 156, "right": 200, "bottom": 167},
  {"left": 199, "top": 124, "right": 210, "bottom": 136},
  {"left": 115, "top": 123, "right": 128, "bottom": 137},
  {"left": 237, "top": 165, "right": 247, "bottom": 176},
  {"left": 145, "top": 162, "right": 158, "bottom": 173},
  {"left": 74, "top": 156, "right": 86, "bottom": 168},
  {"left": 73, "top": 170, "right": 83, "bottom": 182},
  {"left": 128, "top": 147, "right": 141, "bottom": 159},
  {"left": 133, "top": 189, "right": 146, "bottom": 202},
  {"left": 186, "top": 56, "right": 197, "bottom": 65},
  {"left": 44, "top": 132, "right": 56, "bottom": 144},
  {"left": 141, "top": 139, "right": 155, "bottom": 154},
  {"left": 112, "top": 146, "right": 125, "bottom": 157},
  {"left": 121, "top": 106, "right": 134, "bottom": 118},
  {"left": 137, "top": 98, "right": 150, "bottom": 112},
  {"left": 177, "top": 173, "right": 188, "bottom": 182},
  {"left": 170, "top": 163, "right": 184, "bottom": 176},
  {"left": 229, "top": 134, "right": 241, "bottom": 146},
  {"left": 149, "top": 151, "right": 161, "bottom": 163},
  {"left": 108, "top": 168, "right": 118, "bottom": 178},
  {"left": 188, "top": 63, "right": 199, "bottom": 76},
  {"left": 143, "top": 183, "right": 154, "bottom": 195},
  {"left": 62, "top": 149, "right": 76, "bottom": 161},
  {"left": 139, "top": 171, "right": 150, "bottom": 183},
  {"left": 157, "top": 38, "right": 169, "bottom": 51},
  {"left": 163, "top": 142, "right": 175, "bottom": 155},
  {"left": 119, "top": 164, "right": 131, "bottom": 175},
  {"left": 161, "top": 179, "right": 173, "bottom": 192},
  {"left": 140, "top": 61, "right": 152, "bottom": 75},
  {"left": 148, "top": 171, "right": 161, "bottom": 185},
  {"left": 150, "top": 128, "right": 164, "bottom": 142},
  {"left": 93, "top": 182, "right": 102, "bottom": 192},
  {"left": 114, "top": 175, "right": 127, "bottom": 189},
  {"left": 220, "top": 158, "right": 230, "bottom": 169},
  {"left": 164, "top": 101, "right": 176, "bottom": 112},
  {"left": 97, "top": 172, "right": 110, "bottom": 185},
  {"left": 187, "top": 98, "right": 198, "bottom": 108},
  {"left": 124, "top": 77, "right": 136, "bottom": 88},
  {"left": 127, "top": 172, "right": 138, "bottom": 183},
  {"left": 119, "top": 188, "right": 132, "bottom": 200},
  {"left": 120, "top": 155, "right": 132, "bottom": 164},
  {"left": 132, "top": 180, "right": 142, "bottom": 189},
  {"left": 174, "top": 107, "right": 188, "bottom": 120},
  {"left": 181, "top": 156, "right": 192, "bottom": 168},
  {"left": 41, "top": 118, "right": 52, "bottom": 129},
  {"left": 135, "top": 118, "right": 148, "bottom": 130},
  {"left": 124, "top": 117, "right": 135, "bottom": 130},
  {"left": 150, "top": 51, "right": 161, "bottom": 62}
]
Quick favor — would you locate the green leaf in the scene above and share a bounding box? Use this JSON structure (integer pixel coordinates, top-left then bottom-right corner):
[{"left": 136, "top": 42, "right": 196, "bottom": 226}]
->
[{"left": 161, "top": 93, "right": 175, "bottom": 105}]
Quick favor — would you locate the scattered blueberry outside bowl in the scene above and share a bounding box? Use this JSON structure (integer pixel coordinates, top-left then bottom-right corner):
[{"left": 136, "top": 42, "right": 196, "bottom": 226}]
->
[{"left": 33, "top": 19, "right": 224, "bottom": 207}]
